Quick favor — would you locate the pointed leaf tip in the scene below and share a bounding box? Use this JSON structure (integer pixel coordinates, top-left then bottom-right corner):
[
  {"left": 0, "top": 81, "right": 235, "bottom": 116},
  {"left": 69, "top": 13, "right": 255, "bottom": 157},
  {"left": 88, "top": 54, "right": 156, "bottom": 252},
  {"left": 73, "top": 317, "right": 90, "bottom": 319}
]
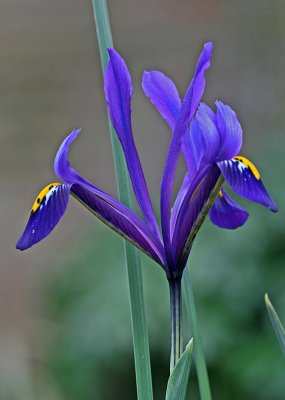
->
[
  {"left": 166, "top": 338, "right": 194, "bottom": 400},
  {"left": 186, "top": 337, "right": 193, "bottom": 351},
  {"left": 265, "top": 293, "right": 285, "bottom": 356}
]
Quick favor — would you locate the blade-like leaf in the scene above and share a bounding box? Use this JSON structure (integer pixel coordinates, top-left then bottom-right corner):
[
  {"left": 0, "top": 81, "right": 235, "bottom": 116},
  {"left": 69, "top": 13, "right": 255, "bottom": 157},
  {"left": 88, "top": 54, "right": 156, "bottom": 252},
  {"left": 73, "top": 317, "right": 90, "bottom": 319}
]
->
[
  {"left": 265, "top": 293, "right": 285, "bottom": 356},
  {"left": 183, "top": 267, "right": 212, "bottom": 400},
  {"left": 92, "top": 2, "right": 153, "bottom": 399},
  {"left": 166, "top": 339, "right": 193, "bottom": 400}
]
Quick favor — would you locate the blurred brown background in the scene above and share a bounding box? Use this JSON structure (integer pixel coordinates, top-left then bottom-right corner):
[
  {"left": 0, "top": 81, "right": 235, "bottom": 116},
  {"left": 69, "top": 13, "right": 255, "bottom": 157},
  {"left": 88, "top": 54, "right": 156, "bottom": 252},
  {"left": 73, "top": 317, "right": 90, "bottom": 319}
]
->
[{"left": 1, "top": 0, "right": 285, "bottom": 399}]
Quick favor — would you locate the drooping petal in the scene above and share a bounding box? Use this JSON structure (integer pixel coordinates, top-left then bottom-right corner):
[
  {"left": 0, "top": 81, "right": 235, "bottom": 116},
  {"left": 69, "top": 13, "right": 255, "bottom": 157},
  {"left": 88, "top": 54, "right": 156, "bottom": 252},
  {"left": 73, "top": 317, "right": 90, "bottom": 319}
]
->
[
  {"left": 70, "top": 184, "right": 165, "bottom": 266},
  {"left": 16, "top": 183, "right": 71, "bottom": 250},
  {"left": 215, "top": 101, "right": 243, "bottom": 160},
  {"left": 55, "top": 129, "right": 165, "bottom": 262},
  {"left": 142, "top": 70, "right": 181, "bottom": 130},
  {"left": 104, "top": 48, "right": 160, "bottom": 239},
  {"left": 16, "top": 181, "right": 166, "bottom": 265},
  {"left": 209, "top": 188, "right": 249, "bottom": 229},
  {"left": 160, "top": 42, "right": 213, "bottom": 265},
  {"left": 218, "top": 156, "right": 278, "bottom": 212},
  {"left": 54, "top": 129, "right": 164, "bottom": 253}
]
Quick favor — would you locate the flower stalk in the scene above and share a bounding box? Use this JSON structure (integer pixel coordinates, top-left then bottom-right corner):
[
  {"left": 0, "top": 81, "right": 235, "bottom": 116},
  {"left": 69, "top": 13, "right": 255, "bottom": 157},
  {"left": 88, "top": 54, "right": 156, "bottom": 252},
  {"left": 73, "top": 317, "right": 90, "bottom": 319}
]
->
[{"left": 169, "top": 277, "right": 183, "bottom": 372}]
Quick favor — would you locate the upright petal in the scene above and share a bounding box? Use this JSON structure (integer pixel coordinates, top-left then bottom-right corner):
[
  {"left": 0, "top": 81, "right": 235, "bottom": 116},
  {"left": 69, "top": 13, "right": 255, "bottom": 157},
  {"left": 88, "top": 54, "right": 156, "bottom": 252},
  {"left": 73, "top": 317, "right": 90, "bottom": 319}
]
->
[
  {"left": 195, "top": 103, "right": 220, "bottom": 165},
  {"left": 170, "top": 172, "right": 192, "bottom": 238},
  {"left": 209, "top": 188, "right": 249, "bottom": 229},
  {"left": 215, "top": 101, "right": 243, "bottom": 160},
  {"left": 218, "top": 156, "right": 278, "bottom": 212},
  {"left": 104, "top": 48, "right": 160, "bottom": 238},
  {"left": 160, "top": 42, "right": 213, "bottom": 264},
  {"left": 142, "top": 71, "right": 181, "bottom": 130},
  {"left": 142, "top": 71, "right": 207, "bottom": 180},
  {"left": 16, "top": 183, "right": 71, "bottom": 250}
]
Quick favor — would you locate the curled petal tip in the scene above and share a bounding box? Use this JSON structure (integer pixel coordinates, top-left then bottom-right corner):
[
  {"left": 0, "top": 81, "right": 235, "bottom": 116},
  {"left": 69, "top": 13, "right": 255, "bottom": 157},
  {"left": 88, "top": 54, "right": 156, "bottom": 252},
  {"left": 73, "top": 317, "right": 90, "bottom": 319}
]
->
[
  {"left": 54, "top": 129, "right": 82, "bottom": 182},
  {"left": 70, "top": 128, "right": 82, "bottom": 137},
  {"left": 63, "top": 128, "right": 82, "bottom": 146}
]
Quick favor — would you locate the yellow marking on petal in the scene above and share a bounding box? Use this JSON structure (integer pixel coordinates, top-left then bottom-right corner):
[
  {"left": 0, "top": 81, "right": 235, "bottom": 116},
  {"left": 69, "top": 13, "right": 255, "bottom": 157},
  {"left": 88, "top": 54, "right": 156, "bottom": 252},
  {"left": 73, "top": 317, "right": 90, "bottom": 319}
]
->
[
  {"left": 233, "top": 156, "right": 261, "bottom": 180},
  {"left": 31, "top": 183, "right": 61, "bottom": 213},
  {"left": 218, "top": 190, "right": 223, "bottom": 197}
]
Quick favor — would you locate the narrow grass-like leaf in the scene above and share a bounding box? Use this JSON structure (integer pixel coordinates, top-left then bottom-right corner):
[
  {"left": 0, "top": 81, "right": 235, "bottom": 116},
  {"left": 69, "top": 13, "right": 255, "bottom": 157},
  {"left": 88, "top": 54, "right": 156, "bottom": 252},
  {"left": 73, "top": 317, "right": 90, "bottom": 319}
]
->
[
  {"left": 183, "top": 266, "right": 212, "bottom": 400},
  {"left": 166, "top": 338, "right": 193, "bottom": 400},
  {"left": 265, "top": 293, "right": 285, "bottom": 356},
  {"left": 91, "top": 1, "right": 153, "bottom": 399}
]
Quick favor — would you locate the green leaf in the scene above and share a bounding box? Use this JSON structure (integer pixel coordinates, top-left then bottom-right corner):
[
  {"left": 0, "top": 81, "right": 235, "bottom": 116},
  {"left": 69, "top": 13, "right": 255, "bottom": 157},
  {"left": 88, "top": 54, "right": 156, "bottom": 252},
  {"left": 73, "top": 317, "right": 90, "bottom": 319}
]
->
[
  {"left": 166, "top": 339, "right": 193, "bottom": 400},
  {"left": 183, "top": 266, "right": 212, "bottom": 400},
  {"left": 265, "top": 293, "right": 285, "bottom": 356},
  {"left": 91, "top": 1, "right": 153, "bottom": 399}
]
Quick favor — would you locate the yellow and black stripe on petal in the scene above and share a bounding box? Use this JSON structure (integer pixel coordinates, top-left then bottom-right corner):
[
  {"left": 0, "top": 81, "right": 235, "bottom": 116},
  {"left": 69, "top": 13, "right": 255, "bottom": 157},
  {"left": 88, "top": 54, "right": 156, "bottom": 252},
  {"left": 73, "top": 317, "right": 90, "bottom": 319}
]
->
[
  {"left": 31, "top": 183, "right": 61, "bottom": 214},
  {"left": 17, "top": 183, "right": 71, "bottom": 250},
  {"left": 217, "top": 156, "right": 278, "bottom": 212}
]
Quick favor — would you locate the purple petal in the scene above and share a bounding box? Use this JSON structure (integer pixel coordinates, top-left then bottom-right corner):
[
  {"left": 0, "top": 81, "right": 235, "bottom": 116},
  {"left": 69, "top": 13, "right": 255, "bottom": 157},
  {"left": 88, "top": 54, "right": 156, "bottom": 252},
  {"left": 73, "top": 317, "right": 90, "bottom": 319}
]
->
[
  {"left": 54, "top": 129, "right": 166, "bottom": 263},
  {"left": 170, "top": 172, "right": 192, "bottom": 238},
  {"left": 173, "top": 164, "right": 221, "bottom": 267},
  {"left": 182, "top": 120, "right": 205, "bottom": 178},
  {"left": 104, "top": 48, "right": 160, "bottom": 238},
  {"left": 54, "top": 128, "right": 85, "bottom": 184},
  {"left": 215, "top": 101, "right": 243, "bottom": 160},
  {"left": 209, "top": 188, "right": 249, "bottom": 229},
  {"left": 160, "top": 42, "right": 213, "bottom": 264},
  {"left": 171, "top": 117, "right": 214, "bottom": 236},
  {"left": 16, "top": 181, "right": 166, "bottom": 265},
  {"left": 218, "top": 157, "right": 278, "bottom": 212},
  {"left": 195, "top": 103, "right": 220, "bottom": 164},
  {"left": 16, "top": 183, "right": 71, "bottom": 250},
  {"left": 71, "top": 184, "right": 165, "bottom": 266},
  {"left": 142, "top": 70, "right": 181, "bottom": 130}
]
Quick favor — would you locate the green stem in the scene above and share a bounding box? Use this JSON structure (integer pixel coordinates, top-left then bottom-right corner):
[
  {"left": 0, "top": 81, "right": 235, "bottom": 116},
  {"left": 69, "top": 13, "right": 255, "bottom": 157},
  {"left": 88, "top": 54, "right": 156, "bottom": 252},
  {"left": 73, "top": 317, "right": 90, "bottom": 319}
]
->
[
  {"left": 169, "top": 277, "right": 183, "bottom": 372},
  {"left": 91, "top": 2, "right": 153, "bottom": 399},
  {"left": 183, "top": 266, "right": 212, "bottom": 400}
]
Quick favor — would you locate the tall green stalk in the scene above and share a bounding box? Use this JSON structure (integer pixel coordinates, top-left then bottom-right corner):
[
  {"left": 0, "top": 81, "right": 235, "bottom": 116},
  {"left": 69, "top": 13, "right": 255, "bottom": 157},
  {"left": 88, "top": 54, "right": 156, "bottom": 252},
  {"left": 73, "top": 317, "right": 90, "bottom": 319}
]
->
[
  {"left": 91, "top": 1, "right": 153, "bottom": 399},
  {"left": 183, "top": 266, "right": 212, "bottom": 400}
]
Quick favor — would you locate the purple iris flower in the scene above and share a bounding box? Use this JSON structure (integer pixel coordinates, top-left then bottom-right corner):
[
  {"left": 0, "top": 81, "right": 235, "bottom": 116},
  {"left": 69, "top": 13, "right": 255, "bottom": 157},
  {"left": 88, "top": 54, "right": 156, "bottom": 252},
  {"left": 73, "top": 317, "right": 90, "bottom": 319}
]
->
[{"left": 16, "top": 43, "right": 277, "bottom": 281}]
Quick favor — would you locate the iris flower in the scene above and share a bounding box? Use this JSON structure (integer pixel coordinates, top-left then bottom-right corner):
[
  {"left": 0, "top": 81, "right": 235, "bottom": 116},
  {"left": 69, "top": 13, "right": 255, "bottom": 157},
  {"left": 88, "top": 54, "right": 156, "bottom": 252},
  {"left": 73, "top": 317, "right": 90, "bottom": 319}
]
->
[
  {"left": 16, "top": 43, "right": 277, "bottom": 367},
  {"left": 16, "top": 42, "right": 277, "bottom": 273}
]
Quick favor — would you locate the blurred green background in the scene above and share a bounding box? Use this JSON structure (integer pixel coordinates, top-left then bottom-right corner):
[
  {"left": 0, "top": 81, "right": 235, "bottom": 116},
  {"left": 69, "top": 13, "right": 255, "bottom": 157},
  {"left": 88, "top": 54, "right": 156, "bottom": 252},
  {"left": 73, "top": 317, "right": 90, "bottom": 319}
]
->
[{"left": 1, "top": 0, "right": 285, "bottom": 398}]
